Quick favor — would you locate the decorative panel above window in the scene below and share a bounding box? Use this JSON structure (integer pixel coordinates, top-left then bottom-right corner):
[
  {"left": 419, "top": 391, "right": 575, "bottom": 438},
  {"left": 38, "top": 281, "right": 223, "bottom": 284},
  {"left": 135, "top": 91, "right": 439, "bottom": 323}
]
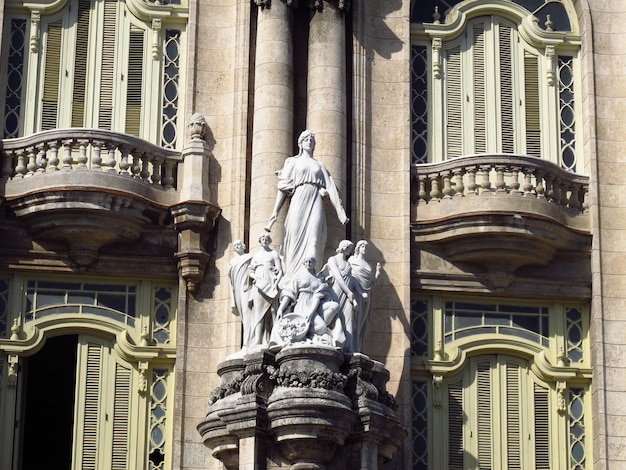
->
[
  {"left": 0, "top": 0, "right": 187, "bottom": 147},
  {"left": 411, "top": 0, "right": 581, "bottom": 170}
]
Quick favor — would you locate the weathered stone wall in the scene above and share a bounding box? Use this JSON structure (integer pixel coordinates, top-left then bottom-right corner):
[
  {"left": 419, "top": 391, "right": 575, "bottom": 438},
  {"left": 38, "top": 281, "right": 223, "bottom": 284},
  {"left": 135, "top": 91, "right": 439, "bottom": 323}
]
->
[{"left": 586, "top": 0, "right": 626, "bottom": 467}]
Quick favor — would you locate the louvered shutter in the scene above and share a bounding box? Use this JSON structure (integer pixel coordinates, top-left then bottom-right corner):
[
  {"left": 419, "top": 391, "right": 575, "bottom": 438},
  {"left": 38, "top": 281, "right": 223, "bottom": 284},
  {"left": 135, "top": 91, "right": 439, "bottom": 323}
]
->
[
  {"left": 78, "top": 341, "right": 105, "bottom": 470},
  {"left": 111, "top": 363, "right": 131, "bottom": 469},
  {"left": 71, "top": 0, "right": 91, "bottom": 128},
  {"left": 98, "top": 0, "right": 117, "bottom": 130},
  {"left": 506, "top": 363, "right": 522, "bottom": 469},
  {"left": 125, "top": 27, "right": 145, "bottom": 137},
  {"left": 448, "top": 380, "right": 464, "bottom": 470},
  {"left": 445, "top": 46, "right": 463, "bottom": 158},
  {"left": 41, "top": 22, "right": 63, "bottom": 130},
  {"left": 472, "top": 23, "right": 487, "bottom": 154},
  {"left": 498, "top": 24, "right": 515, "bottom": 154},
  {"left": 476, "top": 361, "right": 492, "bottom": 470},
  {"left": 534, "top": 383, "right": 550, "bottom": 469},
  {"left": 524, "top": 52, "right": 541, "bottom": 156}
]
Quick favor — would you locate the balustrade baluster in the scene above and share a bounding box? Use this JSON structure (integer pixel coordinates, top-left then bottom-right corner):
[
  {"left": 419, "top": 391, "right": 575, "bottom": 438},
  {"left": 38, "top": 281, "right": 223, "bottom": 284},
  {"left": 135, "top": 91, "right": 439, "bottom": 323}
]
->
[
  {"left": 418, "top": 175, "right": 427, "bottom": 203},
  {"left": 152, "top": 157, "right": 163, "bottom": 186},
  {"left": 36, "top": 144, "right": 47, "bottom": 173},
  {"left": 523, "top": 170, "right": 534, "bottom": 197},
  {"left": 479, "top": 165, "right": 492, "bottom": 195},
  {"left": 429, "top": 174, "right": 441, "bottom": 202},
  {"left": 119, "top": 147, "right": 130, "bottom": 175},
  {"left": 466, "top": 167, "right": 477, "bottom": 196},
  {"left": 509, "top": 166, "right": 522, "bottom": 195},
  {"left": 77, "top": 140, "right": 88, "bottom": 169},
  {"left": 26, "top": 147, "right": 37, "bottom": 176},
  {"left": 105, "top": 144, "right": 117, "bottom": 172},
  {"left": 569, "top": 185, "right": 581, "bottom": 209},
  {"left": 62, "top": 140, "right": 73, "bottom": 170},
  {"left": 495, "top": 165, "right": 506, "bottom": 194},
  {"left": 140, "top": 154, "right": 150, "bottom": 181},
  {"left": 442, "top": 171, "right": 453, "bottom": 199},
  {"left": 47, "top": 142, "right": 60, "bottom": 171},
  {"left": 92, "top": 141, "right": 103, "bottom": 170},
  {"left": 559, "top": 181, "right": 568, "bottom": 207},
  {"left": 561, "top": 183, "right": 568, "bottom": 206},
  {"left": 163, "top": 160, "right": 176, "bottom": 189},
  {"left": 15, "top": 150, "right": 26, "bottom": 177},
  {"left": 545, "top": 175, "right": 555, "bottom": 202},
  {"left": 131, "top": 152, "right": 141, "bottom": 178},
  {"left": 535, "top": 171, "right": 545, "bottom": 199},
  {"left": 582, "top": 187, "right": 590, "bottom": 212},
  {"left": 453, "top": 169, "right": 465, "bottom": 197}
]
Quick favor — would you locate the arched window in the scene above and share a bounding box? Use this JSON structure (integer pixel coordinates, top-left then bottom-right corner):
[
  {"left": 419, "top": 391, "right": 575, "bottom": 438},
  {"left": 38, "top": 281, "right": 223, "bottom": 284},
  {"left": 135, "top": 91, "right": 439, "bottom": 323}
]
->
[
  {"left": 411, "top": 0, "right": 581, "bottom": 170},
  {"left": 0, "top": 0, "right": 187, "bottom": 148},
  {"left": 0, "top": 275, "right": 177, "bottom": 470},
  {"left": 410, "top": 297, "right": 591, "bottom": 470}
]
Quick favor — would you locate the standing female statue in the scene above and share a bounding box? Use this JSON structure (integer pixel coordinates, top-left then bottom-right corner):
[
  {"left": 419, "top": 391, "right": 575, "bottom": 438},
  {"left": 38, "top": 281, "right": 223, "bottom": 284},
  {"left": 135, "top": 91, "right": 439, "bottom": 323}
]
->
[
  {"left": 265, "top": 130, "right": 349, "bottom": 282},
  {"left": 246, "top": 233, "right": 283, "bottom": 349},
  {"left": 349, "top": 240, "right": 381, "bottom": 353},
  {"left": 321, "top": 240, "right": 363, "bottom": 353}
]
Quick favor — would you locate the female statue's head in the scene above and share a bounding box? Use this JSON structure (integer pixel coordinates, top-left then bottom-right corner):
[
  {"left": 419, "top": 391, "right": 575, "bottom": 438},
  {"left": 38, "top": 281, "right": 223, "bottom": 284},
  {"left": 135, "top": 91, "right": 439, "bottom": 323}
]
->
[
  {"left": 297, "top": 130, "right": 316, "bottom": 154},
  {"left": 336, "top": 239, "right": 355, "bottom": 255},
  {"left": 355, "top": 240, "right": 368, "bottom": 255}
]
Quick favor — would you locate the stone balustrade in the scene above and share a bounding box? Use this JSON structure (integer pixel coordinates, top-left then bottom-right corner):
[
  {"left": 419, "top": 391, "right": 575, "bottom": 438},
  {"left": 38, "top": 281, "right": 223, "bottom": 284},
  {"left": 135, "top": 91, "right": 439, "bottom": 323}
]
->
[
  {"left": 0, "top": 128, "right": 182, "bottom": 190},
  {"left": 411, "top": 154, "right": 589, "bottom": 213}
]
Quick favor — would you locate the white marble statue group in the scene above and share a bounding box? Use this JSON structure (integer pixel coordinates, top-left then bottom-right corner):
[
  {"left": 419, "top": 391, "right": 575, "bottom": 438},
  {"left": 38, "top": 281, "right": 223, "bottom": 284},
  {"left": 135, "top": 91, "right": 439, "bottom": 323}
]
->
[{"left": 228, "top": 130, "right": 381, "bottom": 354}]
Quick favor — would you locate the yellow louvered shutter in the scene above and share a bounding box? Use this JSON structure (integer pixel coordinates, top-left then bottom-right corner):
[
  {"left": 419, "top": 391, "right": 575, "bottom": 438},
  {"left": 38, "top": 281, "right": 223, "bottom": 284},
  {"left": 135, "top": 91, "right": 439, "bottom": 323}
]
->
[
  {"left": 76, "top": 340, "right": 105, "bottom": 470},
  {"left": 448, "top": 379, "right": 464, "bottom": 470},
  {"left": 534, "top": 383, "right": 550, "bottom": 469},
  {"left": 112, "top": 363, "right": 131, "bottom": 469},
  {"left": 505, "top": 362, "right": 522, "bottom": 469},
  {"left": 472, "top": 22, "right": 487, "bottom": 154},
  {"left": 98, "top": 0, "right": 117, "bottom": 130},
  {"left": 71, "top": 0, "right": 91, "bottom": 128},
  {"left": 125, "top": 27, "right": 145, "bottom": 137},
  {"left": 498, "top": 23, "right": 515, "bottom": 154},
  {"left": 476, "top": 361, "right": 492, "bottom": 470},
  {"left": 41, "top": 22, "right": 62, "bottom": 130},
  {"left": 73, "top": 337, "right": 133, "bottom": 470},
  {"left": 445, "top": 45, "right": 463, "bottom": 158},
  {"left": 524, "top": 52, "right": 541, "bottom": 156}
]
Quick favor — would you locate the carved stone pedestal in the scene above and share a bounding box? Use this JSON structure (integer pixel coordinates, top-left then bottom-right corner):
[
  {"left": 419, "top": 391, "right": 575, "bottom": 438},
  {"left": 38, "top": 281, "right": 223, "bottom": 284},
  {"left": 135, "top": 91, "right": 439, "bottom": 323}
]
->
[{"left": 198, "top": 346, "right": 404, "bottom": 469}]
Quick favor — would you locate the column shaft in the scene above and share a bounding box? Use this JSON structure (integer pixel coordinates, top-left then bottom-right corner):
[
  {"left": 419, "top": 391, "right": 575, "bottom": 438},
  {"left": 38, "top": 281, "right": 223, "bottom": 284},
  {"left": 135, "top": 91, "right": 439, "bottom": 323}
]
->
[{"left": 249, "top": 1, "right": 294, "bottom": 241}]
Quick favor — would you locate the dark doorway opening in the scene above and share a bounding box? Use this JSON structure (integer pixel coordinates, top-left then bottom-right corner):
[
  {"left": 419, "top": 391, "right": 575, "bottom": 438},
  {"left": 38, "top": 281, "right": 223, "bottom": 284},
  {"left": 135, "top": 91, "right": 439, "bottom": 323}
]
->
[{"left": 21, "top": 335, "right": 78, "bottom": 470}]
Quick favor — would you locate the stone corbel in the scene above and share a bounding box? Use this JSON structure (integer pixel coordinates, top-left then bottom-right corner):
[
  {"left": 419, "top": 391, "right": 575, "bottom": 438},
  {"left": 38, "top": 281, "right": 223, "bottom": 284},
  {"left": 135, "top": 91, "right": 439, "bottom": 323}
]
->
[
  {"left": 30, "top": 11, "right": 41, "bottom": 53},
  {"left": 172, "top": 201, "right": 219, "bottom": 292}
]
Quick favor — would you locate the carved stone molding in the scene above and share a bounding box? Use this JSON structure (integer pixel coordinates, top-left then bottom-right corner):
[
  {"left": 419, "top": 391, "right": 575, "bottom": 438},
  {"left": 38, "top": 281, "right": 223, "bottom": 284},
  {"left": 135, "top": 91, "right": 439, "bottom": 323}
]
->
[
  {"left": 199, "top": 347, "right": 404, "bottom": 469},
  {"left": 172, "top": 201, "right": 220, "bottom": 292}
]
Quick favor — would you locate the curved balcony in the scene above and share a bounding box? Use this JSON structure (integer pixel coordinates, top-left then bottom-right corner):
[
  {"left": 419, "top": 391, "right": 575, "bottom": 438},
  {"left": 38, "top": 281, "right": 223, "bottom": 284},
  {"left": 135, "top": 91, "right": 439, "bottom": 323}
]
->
[
  {"left": 0, "top": 117, "right": 220, "bottom": 290},
  {"left": 410, "top": 154, "right": 591, "bottom": 277}
]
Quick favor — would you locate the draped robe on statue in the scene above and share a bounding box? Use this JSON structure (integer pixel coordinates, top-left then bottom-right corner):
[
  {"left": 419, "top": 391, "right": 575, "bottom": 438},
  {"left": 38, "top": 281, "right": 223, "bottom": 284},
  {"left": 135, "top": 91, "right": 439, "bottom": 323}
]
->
[{"left": 277, "top": 155, "right": 346, "bottom": 282}]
